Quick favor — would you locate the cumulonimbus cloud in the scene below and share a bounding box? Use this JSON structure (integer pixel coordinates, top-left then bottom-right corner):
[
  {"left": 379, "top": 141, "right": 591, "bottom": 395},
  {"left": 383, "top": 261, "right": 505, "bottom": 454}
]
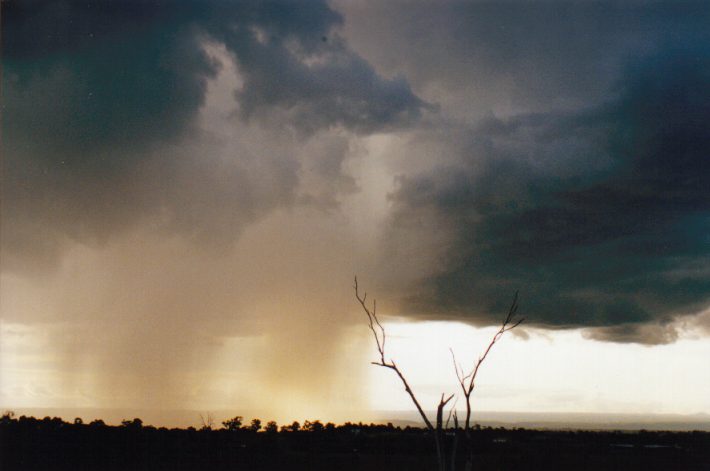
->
[{"left": 386, "top": 46, "right": 710, "bottom": 344}]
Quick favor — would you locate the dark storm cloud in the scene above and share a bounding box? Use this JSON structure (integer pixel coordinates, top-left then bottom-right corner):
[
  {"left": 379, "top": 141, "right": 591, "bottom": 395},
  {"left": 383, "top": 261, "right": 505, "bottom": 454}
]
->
[
  {"left": 2, "top": 0, "right": 215, "bottom": 165},
  {"left": 1, "top": 0, "right": 426, "bottom": 272},
  {"left": 3, "top": 0, "right": 424, "bottom": 157},
  {"left": 338, "top": 1, "right": 710, "bottom": 117},
  {"left": 388, "top": 47, "right": 710, "bottom": 344},
  {"left": 203, "top": 3, "right": 429, "bottom": 134}
]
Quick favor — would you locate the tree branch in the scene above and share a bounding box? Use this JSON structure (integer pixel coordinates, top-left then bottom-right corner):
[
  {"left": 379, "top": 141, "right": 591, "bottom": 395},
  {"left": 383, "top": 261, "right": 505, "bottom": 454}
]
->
[
  {"left": 451, "top": 292, "right": 524, "bottom": 431},
  {"left": 355, "top": 277, "right": 436, "bottom": 431}
]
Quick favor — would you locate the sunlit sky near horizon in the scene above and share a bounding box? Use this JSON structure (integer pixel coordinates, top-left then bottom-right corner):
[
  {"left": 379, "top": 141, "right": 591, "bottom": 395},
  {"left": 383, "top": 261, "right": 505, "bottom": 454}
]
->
[{"left": 2, "top": 0, "right": 709, "bottom": 426}]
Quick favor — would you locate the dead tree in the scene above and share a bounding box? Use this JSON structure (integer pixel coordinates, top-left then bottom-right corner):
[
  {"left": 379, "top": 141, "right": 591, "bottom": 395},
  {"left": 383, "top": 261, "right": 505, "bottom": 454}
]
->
[
  {"left": 450, "top": 293, "right": 523, "bottom": 471},
  {"left": 199, "top": 412, "right": 215, "bottom": 431},
  {"left": 355, "top": 277, "right": 453, "bottom": 471},
  {"left": 355, "top": 277, "right": 523, "bottom": 471}
]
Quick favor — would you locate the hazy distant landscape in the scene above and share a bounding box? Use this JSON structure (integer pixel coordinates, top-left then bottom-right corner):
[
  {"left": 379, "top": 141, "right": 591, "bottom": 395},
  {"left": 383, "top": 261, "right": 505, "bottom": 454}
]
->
[{"left": 4, "top": 408, "right": 710, "bottom": 432}]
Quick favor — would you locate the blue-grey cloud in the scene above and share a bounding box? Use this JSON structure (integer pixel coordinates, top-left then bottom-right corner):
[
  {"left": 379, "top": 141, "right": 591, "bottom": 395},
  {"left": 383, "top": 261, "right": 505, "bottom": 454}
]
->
[{"left": 387, "top": 46, "right": 710, "bottom": 344}]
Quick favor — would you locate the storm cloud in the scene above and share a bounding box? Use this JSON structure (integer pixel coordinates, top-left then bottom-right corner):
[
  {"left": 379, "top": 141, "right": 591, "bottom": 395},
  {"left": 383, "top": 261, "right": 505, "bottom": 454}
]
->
[
  {"left": 386, "top": 46, "right": 710, "bottom": 344},
  {"left": 337, "top": 1, "right": 710, "bottom": 118},
  {"left": 2, "top": 0, "right": 426, "bottom": 273}
]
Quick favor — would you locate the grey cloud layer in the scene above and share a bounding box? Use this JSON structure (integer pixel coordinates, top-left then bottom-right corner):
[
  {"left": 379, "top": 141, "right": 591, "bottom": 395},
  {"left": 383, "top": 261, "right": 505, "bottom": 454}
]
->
[
  {"left": 388, "top": 46, "right": 710, "bottom": 343},
  {"left": 1, "top": 0, "right": 426, "bottom": 272}
]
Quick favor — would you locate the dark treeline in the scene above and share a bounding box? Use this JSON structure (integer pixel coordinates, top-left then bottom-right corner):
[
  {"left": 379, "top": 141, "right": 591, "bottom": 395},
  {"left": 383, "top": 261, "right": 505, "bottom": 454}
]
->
[{"left": 2, "top": 412, "right": 709, "bottom": 470}]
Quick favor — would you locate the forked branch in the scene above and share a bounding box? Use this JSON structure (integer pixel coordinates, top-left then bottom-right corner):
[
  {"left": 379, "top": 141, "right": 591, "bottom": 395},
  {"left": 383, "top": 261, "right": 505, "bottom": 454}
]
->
[
  {"left": 450, "top": 292, "right": 524, "bottom": 431},
  {"left": 355, "top": 278, "right": 523, "bottom": 471}
]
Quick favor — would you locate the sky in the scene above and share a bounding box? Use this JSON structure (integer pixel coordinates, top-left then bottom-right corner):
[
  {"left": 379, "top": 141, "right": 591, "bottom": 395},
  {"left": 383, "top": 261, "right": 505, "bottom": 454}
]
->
[{"left": 2, "top": 0, "right": 709, "bottom": 426}]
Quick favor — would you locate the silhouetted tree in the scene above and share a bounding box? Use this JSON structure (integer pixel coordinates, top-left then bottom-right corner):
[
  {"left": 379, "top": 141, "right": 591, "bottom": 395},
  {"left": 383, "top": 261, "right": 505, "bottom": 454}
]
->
[
  {"left": 121, "top": 418, "right": 143, "bottom": 429},
  {"left": 1, "top": 411, "right": 15, "bottom": 425},
  {"left": 280, "top": 421, "right": 300, "bottom": 432},
  {"left": 450, "top": 293, "right": 522, "bottom": 471},
  {"left": 222, "top": 416, "right": 243, "bottom": 431},
  {"left": 355, "top": 277, "right": 453, "bottom": 470},
  {"left": 265, "top": 420, "right": 278, "bottom": 433},
  {"left": 199, "top": 413, "right": 215, "bottom": 431},
  {"left": 303, "top": 420, "right": 324, "bottom": 432},
  {"left": 355, "top": 277, "right": 523, "bottom": 471},
  {"left": 249, "top": 418, "right": 262, "bottom": 432}
]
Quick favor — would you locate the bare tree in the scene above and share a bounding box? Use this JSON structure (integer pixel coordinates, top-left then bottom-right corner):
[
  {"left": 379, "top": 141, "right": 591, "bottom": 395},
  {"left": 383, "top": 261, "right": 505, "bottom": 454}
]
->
[
  {"left": 199, "top": 413, "right": 215, "bottom": 431},
  {"left": 450, "top": 293, "right": 523, "bottom": 470},
  {"left": 355, "top": 277, "right": 523, "bottom": 471},
  {"left": 355, "top": 277, "right": 453, "bottom": 470},
  {"left": 451, "top": 293, "right": 523, "bottom": 431}
]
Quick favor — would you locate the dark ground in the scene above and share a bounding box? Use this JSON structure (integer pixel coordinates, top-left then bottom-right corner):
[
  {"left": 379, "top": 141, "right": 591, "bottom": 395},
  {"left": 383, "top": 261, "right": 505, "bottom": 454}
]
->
[{"left": 2, "top": 415, "right": 709, "bottom": 470}]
